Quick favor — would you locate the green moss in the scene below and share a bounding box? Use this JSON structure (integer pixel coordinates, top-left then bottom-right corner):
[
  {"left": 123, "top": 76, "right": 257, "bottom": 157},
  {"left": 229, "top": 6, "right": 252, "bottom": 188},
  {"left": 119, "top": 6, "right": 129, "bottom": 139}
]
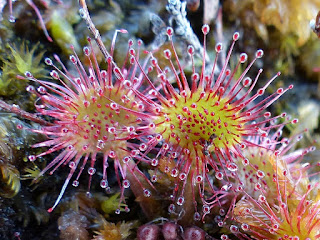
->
[
  {"left": 0, "top": 42, "right": 46, "bottom": 96},
  {"left": 100, "top": 193, "right": 126, "bottom": 216}
]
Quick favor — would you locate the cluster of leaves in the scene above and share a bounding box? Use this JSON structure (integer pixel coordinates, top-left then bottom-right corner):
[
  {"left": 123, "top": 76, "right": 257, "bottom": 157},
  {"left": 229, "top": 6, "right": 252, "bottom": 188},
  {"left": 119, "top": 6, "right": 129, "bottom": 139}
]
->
[{"left": 0, "top": 42, "right": 46, "bottom": 96}]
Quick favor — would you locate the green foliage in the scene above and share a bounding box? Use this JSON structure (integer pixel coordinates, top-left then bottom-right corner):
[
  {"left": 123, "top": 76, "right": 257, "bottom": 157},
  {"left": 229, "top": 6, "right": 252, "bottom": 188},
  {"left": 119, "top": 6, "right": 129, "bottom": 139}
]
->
[
  {"left": 100, "top": 193, "right": 126, "bottom": 216},
  {"left": 0, "top": 42, "right": 46, "bottom": 96},
  {"left": 47, "top": 8, "right": 81, "bottom": 55}
]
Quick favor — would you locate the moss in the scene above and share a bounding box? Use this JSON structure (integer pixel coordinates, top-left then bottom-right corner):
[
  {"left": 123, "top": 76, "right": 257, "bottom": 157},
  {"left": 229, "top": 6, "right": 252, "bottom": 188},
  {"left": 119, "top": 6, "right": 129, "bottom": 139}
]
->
[{"left": 0, "top": 42, "right": 46, "bottom": 96}]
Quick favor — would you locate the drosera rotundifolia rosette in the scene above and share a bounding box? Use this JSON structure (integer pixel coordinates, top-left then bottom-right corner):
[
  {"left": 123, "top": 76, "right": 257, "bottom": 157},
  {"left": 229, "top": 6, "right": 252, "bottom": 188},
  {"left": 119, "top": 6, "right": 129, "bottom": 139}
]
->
[
  {"left": 117, "top": 24, "right": 297, "bottom": 221},
  {"left": 20, "top": 32, "right": 156, "bottom": 214},
  {"left": 222, "top": 129, "right": 320, "bottom": 239}
]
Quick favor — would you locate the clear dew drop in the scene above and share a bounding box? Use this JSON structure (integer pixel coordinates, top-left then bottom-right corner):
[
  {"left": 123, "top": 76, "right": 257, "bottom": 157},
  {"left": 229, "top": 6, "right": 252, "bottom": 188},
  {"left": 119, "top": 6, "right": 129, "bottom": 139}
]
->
[
  {"left": 179, "top": 173, "right": 187, "bottom": 181},
  {"left": 123, "top": 179, "right": 130, "bottom": 188},
  {"left": 88, "top": 167, "right": 96, "bottom": 175},
  {"left": 219, "top": 209, "right": 225, "bottom": 216},
  {"left": 269, "top": 228, "right": 275, "bottom": 234},
  {"left": 195, "top": 175, "right": 203, "bottom": 183},
  {"left": 177, "top": 196, "right": 185, "bottom": 206},
  {"left": 218, "top": 221, "right": 224, "bottom": 227},
  {"left": 171, "top": 168, "right": 179, "bottom": 177},
  {"left": 28, "top": 155, "right": 36, "bottom": 162},
  {"left": 122, "top": 156, "right": 131, "bottom": 164},
  {"left": 230, "top": 225, "right": 238, "bottom": 233},
  {"left": 241, "top": 223, "right": 249, "bottom": 231},
  {"left": 256, "top": 170, "right": 265, "bottom": 178},
  {"left": 151, "top": 158, "right": 159, "bottom": 167},
  {"left": 258, "top": 195, "right": 266, "bottom": 203},
  {"left": 194, "top": 212, "right": 201, "bottom": 221},
  {"left": 67, "top": 145, "right": 74, "bottom": 151},
  {"left": 151, "top": 175, "right": 157, "bottom": 182},
  {"left": 72, "top": 180, "right": 79, "bottom": 187},
  {"left": 168, "top": 203, "right": 176, "bottom": 213},
  {"left": 215, "top": 171, "right": 224, "bottom": 180},
  {"left": 242, "top": 158, "right": 249, "bottom": 166},
  {"left": 221, "top": 234, "right": 229, "bottom": 240},
  {"left": 143, "top": 189, "right": 151, "bottom": 197},
  {"left": 69, "top": 161, "right": 76, "bottom": 169},
  {"left": 202, "top": 205, "right": 210, "bottom": 214},
  {"left": 100, "top": 179, "right": 108, "bottom": 188}
]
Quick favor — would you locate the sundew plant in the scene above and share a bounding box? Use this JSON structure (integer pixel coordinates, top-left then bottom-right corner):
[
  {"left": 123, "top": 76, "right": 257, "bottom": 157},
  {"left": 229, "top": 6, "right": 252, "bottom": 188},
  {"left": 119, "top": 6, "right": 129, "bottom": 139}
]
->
[
  {"left": 22, "top": 34, "right": 155, "bottom": 213},
  {"left": 3, "top": 0, "right": 320, "bottom": 239}
]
